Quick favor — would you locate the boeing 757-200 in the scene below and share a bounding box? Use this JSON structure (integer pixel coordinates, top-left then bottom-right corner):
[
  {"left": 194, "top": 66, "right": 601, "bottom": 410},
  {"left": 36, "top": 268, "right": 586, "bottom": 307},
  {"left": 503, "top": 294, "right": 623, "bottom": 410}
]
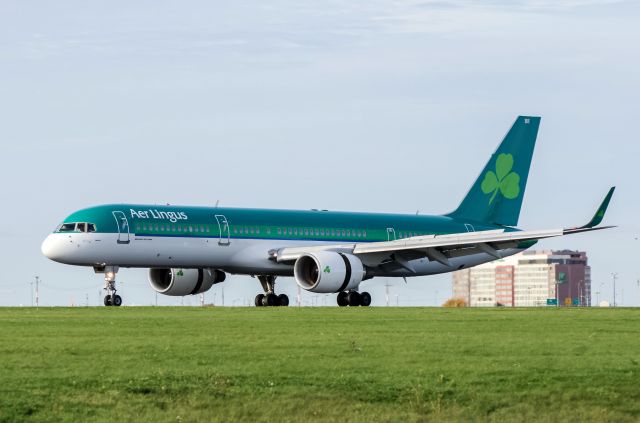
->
[{"left": 41, "top": 116, "right": 615, "bottom": 307}]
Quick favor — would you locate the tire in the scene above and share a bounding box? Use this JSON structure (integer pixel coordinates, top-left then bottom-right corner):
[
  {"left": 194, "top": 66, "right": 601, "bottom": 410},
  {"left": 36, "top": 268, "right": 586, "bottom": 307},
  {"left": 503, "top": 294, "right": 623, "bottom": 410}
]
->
[
  {"left": 360, "top": 292, "right": 371, "bottom": 307},
  {"left": 347, "top": 291, "right": 361, "bottom": 307},
  {"left": 266, "top": 293, "right": 279, "bottom": 307},
  {"left": 113, "top": 295, "right": 123, "bottom": 307},
  {"left": 103, "top": 295, "right": 112, "bottom": 306},
  {"left": 278, "top": 294, "right": 289, "bottom": 307},
  {"left": 255, "top": 294, "right": 265, "bottom": 307},
  {"left": 337, "top": 291, "right": 349, "bottom": 307}
]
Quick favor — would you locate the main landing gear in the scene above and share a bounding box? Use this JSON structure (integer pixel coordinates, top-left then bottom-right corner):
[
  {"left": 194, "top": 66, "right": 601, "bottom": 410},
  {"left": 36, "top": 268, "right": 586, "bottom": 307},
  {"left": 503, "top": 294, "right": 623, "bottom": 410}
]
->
[
  {"left": 254, "top": 275, "right": 289, "bottom": 307},
  {"left": 337, "top": 290, "right": 371, "bottom": 307},
  {"left": 103, "top": 266, "right": 122, "bottom": 307}
]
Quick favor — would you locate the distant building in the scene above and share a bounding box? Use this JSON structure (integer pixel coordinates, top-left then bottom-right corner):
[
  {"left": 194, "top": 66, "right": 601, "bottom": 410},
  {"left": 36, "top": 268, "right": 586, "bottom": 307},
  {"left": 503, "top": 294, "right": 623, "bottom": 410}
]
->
[{"left": 452, "top": 250, "right": 591, "bottom": 307}]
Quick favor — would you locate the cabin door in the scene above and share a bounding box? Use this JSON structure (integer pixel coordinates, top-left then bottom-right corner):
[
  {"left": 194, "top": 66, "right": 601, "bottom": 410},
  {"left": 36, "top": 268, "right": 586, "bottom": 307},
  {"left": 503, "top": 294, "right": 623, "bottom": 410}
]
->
[
  {"left": 215, "top": 215, "right": 231, "bottom": 246},
  {"left": 112, "top": 211, "right": 130, "bottom": 244},
  {"left": 386, "top": 227, "right": 396, "bottom": 241}
]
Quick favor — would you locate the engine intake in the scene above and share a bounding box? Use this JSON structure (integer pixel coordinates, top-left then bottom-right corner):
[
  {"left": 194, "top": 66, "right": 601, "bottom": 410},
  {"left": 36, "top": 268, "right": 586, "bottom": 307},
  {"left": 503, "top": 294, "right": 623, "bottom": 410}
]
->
[
  {"left": 294, "top": 251, "right": 364, "bottom": 293},
  {"left": 148, "top": 268, "right": 225, "bottom": 296}
]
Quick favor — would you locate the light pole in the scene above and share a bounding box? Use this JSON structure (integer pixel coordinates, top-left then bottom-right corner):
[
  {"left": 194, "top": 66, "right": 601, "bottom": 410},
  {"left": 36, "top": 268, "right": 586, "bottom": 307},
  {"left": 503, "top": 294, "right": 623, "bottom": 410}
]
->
[
  {"left": 35, "top": 276, "right": 39, "bottom": 308},
  {"left": 612, "top": 273, "right": 618, "bottom": 307}
]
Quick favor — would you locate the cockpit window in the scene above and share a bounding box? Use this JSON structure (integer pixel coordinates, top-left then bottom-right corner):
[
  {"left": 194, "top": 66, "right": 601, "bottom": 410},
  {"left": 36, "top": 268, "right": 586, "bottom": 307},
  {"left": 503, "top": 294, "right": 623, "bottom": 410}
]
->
[
  {"left": 57, "top": 222, "right": 97, "bottom": 233},
  {"left": 58, "top": 223, "right": 77, "bottom": 232}
]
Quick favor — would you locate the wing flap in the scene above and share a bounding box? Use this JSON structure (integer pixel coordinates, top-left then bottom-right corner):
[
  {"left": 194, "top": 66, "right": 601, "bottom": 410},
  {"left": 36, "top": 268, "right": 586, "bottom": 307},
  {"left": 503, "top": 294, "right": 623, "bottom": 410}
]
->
[{"left": 351, "top": 228, "right": 562, "bottom": 255}]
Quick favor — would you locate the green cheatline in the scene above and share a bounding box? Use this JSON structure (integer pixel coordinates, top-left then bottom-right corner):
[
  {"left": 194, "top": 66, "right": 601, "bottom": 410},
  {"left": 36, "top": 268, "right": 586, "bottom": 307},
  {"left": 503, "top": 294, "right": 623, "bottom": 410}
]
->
[{"left": 481, "top": 153, "right": 521, "bottom": 205}]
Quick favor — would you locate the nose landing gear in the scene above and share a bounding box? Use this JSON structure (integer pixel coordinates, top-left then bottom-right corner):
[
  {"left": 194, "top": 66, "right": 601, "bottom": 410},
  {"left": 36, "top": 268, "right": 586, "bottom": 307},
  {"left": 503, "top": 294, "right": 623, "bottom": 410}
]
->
[
  {"left": 102, "top": 267, "right": 122, "bottom": 307},
  {"left": 337, "top": 290, "right": 371, "bottom": 307},
  {"left": 254, "top": 275, "right": 289, "bottom": 307}
]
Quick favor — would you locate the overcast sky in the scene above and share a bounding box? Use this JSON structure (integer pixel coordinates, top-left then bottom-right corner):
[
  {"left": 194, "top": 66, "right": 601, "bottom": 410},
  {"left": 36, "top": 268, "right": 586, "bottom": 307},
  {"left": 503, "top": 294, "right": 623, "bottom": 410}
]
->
[{"left": 0, "top": 0, "right": 638, "bottom": 306}]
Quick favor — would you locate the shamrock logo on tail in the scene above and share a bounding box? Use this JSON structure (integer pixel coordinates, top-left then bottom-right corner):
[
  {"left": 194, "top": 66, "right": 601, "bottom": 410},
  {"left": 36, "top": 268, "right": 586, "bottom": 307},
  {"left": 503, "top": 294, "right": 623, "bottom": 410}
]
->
[{"left": 481, "top": 153, "right": 521, "bottom": 205}]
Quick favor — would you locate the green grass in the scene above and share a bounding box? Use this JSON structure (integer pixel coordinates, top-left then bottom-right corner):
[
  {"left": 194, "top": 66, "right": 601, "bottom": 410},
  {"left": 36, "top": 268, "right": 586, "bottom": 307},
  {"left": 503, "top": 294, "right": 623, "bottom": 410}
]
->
[{"left": 0, "top": 307, "right": 639, "bottom": 422}]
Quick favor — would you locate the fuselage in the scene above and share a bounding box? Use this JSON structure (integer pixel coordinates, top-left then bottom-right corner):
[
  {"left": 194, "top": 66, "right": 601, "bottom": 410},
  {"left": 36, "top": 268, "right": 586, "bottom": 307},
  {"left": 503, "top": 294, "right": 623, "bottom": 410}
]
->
[{"left": 41, "top": 204, "right": 531, "bottom": 277}]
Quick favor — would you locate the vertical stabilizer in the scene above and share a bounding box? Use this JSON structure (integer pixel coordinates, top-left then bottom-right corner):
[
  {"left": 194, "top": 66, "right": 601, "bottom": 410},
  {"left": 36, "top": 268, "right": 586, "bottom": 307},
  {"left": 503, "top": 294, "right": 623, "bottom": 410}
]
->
[{"left": 447, "top": 116, "right": 540, "bottom": 227}]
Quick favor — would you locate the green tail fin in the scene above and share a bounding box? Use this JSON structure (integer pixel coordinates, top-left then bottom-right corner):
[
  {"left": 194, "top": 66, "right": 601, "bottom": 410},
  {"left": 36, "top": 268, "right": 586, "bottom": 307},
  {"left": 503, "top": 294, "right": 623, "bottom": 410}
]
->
[{"left": 447, "top": 116, "right": 541, "bottom": 227}]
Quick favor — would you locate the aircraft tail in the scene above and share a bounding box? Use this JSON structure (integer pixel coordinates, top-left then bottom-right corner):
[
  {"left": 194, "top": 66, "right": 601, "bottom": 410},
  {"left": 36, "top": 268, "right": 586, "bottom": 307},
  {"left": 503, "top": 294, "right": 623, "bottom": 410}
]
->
[{"left": 446, "top": 116, "right": 541, "bottom": 227}]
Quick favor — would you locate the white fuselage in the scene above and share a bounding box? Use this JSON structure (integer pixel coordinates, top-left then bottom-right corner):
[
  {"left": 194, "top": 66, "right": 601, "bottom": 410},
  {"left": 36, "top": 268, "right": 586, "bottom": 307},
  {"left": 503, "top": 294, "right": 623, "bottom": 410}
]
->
[{"left": 41, "top": 232, "right": 524, "bottom": 278}]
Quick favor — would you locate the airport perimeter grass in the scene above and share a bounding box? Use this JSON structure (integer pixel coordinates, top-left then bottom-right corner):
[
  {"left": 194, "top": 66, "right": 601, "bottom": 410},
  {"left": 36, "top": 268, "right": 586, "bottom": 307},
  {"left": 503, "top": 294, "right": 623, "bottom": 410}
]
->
[{"left": 1, "top": 307, "right": 639, "bottom": 423}]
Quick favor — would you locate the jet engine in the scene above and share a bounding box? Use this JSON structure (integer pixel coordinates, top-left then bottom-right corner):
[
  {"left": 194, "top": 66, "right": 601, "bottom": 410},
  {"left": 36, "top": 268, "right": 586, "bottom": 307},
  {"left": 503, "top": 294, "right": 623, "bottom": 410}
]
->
[
  {"left": 148, "top": 268, "right": 226, "bottom": 296},
  {"left": 294, "top": 251, "right": 365, "bottom": 293}
]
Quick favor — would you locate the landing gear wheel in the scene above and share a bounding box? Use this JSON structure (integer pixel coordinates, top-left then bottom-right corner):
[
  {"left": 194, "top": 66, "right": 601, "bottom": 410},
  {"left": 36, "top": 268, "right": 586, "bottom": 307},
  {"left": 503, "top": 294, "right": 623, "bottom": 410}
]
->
[
  {"left": 264, "top": 293, "right": 279, "bottom": 307},
  {"left": 347, "top": 291, "right": 362, "bottom": 307},
  {"left": 102, "top": 267, "right": 120, "bottom": 307},
  {"left": 337, "top": 291, "right": 349, "bottom": 307},
  {"left": 278, "top": 294, "right": 289, "bottom": 307},
  {"left": 360, "top": 292, "right": 371, "bottom": 307},
  {"left": 256, "top": 275, "right": 287, "bottom": 307}
]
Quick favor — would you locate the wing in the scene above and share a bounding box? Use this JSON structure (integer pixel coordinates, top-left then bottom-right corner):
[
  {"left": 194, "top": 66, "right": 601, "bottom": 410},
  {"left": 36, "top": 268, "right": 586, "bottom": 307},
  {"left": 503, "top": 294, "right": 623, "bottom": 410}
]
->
[{"left": 271, "top": 187, "right": 616, "bottom": 271}]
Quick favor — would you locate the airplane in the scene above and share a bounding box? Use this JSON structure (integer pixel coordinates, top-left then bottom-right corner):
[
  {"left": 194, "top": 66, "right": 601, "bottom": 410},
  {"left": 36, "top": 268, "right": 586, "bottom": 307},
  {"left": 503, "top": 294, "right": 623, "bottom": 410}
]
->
[{"left": 41, "top": 116, "right": 615, "bottom": 307}]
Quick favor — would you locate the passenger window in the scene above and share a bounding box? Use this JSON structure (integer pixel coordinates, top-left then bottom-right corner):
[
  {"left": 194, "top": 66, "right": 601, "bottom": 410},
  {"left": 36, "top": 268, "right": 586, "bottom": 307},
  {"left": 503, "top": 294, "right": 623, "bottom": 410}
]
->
[
  {"left": 277, "top": 228, "right": 282, "bottom": 235},
  {"left": 87, "top": 223, "right": 96, "bottom": 233},
  {"left": 363, "top": 230, "right": 367, "bottom": 237},
  {"left": 256, "top": 228, "right": 261, "bottom": 234},
  {"left": 304, "top": 228, "right": 309, "bottom": 235},
  {"left": 189, "top": 226, "right": 193, "bottom": 232},
  {"left": 320, "top": 229, "right": 325, "bottom": 236},
  {"left": 250, "top": 227, "right": 254, "bottom": 234}
]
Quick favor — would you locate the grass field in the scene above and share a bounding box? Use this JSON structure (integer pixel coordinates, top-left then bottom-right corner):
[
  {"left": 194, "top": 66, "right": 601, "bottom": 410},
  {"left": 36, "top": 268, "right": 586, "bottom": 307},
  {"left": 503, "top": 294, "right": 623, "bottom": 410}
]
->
[{"left": 1, "top": 307, "right": 639, "bottom": 422}]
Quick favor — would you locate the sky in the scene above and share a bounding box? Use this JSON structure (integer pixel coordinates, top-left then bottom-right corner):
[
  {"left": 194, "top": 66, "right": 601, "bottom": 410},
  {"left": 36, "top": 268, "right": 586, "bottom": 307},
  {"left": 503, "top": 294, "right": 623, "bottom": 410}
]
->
[{"left": 0, "top": 0, "right": 638, "bottom": 306}]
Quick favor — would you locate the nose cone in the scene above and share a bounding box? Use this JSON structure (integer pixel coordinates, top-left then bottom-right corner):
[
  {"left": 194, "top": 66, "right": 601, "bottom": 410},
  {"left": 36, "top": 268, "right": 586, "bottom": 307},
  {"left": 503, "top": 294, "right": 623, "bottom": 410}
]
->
[{"left": 41, "top": 235, "right": 63, "bottom": 262}]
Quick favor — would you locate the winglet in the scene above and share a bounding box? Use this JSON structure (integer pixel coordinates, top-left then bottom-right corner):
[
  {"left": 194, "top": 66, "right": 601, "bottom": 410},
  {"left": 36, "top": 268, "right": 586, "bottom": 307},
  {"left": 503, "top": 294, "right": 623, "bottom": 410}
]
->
[
  {"left": 563, "top": 187, "right": 616, "bottom": 235},
  {"left": 579, "top": 186, "right": 615, "bottom": 229}
]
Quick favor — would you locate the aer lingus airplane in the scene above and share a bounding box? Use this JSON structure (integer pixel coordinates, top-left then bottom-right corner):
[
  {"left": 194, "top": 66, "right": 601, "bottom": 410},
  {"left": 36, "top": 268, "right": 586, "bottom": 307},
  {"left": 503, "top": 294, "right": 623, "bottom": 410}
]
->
[{"left": 42, "top": 116, "right": 615, "bottom": 307}]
